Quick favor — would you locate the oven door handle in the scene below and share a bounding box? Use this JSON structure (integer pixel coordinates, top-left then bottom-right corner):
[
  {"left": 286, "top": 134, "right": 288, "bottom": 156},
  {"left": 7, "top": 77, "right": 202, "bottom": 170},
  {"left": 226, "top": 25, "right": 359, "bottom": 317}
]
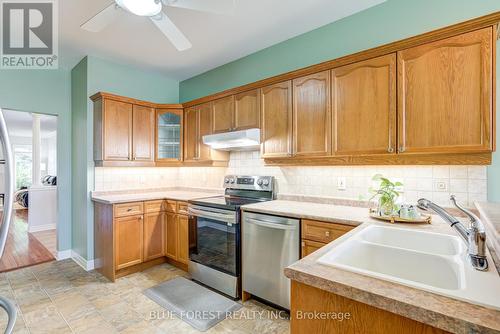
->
[
  {"left": 188, "top": 207, "right": 236, "bottom": 224},
  {"left": 246, "top": 218, "right": 297, "bottom": 230}
]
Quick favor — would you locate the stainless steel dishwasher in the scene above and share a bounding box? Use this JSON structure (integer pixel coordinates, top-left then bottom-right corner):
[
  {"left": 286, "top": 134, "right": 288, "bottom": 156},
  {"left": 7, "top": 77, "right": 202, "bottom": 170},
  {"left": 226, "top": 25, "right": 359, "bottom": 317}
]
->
[{"left": 242, "top": 211, "right": 300, "bottom": 309}]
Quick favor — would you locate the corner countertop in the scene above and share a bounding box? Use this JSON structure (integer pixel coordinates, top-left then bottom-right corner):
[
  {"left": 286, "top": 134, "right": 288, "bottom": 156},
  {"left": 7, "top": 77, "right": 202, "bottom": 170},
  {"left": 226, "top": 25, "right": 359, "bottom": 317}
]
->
[
  {"left": 241, "top": 200, "right": 500, "bottom": 334},
  {"left": 91, "top": 188, "right": 221, "bottom": 204}
]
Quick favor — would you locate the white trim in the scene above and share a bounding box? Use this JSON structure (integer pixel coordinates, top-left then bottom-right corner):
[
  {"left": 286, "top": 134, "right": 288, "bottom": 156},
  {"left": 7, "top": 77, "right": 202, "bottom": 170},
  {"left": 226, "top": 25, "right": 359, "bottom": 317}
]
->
[
  {"left": 56, "top": 249, "right": 71, "bottom": 260},
  {"left": 28, "top": 223, "right": 56, "bottom": 233},
  {"left": 71, "top": 250, "right": 95, "bottom": 271}
]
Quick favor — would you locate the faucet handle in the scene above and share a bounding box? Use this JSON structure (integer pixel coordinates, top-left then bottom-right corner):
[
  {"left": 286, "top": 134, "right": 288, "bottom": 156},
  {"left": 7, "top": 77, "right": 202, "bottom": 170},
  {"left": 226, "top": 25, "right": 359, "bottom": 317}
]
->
[{"left": 450, "top": 195, "right": 482, "bottom": 230}]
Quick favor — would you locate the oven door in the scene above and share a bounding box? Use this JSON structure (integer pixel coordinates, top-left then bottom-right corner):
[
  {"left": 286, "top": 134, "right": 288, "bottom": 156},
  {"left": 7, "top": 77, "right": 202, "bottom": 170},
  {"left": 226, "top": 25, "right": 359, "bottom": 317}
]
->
[{"left": 188, "top": 205, "right": 239, "bottom": 277}]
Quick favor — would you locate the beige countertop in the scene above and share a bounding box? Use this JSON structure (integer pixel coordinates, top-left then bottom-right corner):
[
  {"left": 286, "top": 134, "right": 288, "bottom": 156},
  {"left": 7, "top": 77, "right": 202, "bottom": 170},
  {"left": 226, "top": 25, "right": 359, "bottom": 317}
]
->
[
  {"left": 241, "top": 200, "right": 500, "bottom": 334},
  {"left": 91, "top": 188, "right": 221, "bottom": 204}
]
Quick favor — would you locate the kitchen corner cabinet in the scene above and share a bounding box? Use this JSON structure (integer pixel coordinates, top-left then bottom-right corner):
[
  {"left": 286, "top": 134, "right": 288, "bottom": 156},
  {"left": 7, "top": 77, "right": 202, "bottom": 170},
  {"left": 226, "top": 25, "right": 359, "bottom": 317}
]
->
[
  {"left": 94, "top": 199, "right": 190, "bottom": 282},
  {"left": 260, "top": 81, "right": 293, "bottom": 158},
  {"left": 184, "top": 102, "right": 229, "bottom": 165},
  {"left": 397, "top": 27, "right": 493, "bottom": 154},
  {"left": 156, "top": 108, "right": 183, "bottom": 164},
  {"left": 331, "top": 54, "right": 397, "bottom": 155},
  {"left": 293, "top": 71, "right": 332, "bottom": 157}
]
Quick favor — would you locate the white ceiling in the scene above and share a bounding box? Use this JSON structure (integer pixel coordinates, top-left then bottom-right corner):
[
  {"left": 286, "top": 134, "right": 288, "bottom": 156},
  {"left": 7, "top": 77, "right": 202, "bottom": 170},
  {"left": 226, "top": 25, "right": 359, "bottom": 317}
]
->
[
  {"left": 3, "top": 110, "right": 57, "bottom": 139},
  {"left": 60, "top": 0, "right": 385, "bottom": 81}
]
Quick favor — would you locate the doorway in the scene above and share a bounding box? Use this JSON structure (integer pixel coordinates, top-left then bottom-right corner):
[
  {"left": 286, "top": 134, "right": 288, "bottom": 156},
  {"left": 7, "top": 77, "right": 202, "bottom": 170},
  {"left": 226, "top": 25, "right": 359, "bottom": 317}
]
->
[{"left": 0, "top": 109, "right": 57, "bottom": 272}]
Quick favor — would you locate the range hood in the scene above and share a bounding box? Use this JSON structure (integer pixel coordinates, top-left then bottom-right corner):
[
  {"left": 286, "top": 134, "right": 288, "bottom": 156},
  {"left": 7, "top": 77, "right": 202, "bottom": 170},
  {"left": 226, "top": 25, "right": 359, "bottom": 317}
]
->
[{"left": 202, "top": 128, "right": 260, "bottom": 151}]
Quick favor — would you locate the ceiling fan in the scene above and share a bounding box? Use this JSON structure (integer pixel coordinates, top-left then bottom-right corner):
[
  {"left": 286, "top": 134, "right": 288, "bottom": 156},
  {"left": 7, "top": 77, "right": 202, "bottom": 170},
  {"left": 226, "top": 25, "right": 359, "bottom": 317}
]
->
[{"left": 81, "top": 0, "right": 236, "bottom": 51}]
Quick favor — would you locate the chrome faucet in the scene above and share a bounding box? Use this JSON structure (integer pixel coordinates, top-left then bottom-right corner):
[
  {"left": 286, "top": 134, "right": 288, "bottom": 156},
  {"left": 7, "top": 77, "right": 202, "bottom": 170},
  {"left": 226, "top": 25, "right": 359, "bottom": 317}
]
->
[{"left": 417, "top": 195, "right": 488, "bottom": 271}]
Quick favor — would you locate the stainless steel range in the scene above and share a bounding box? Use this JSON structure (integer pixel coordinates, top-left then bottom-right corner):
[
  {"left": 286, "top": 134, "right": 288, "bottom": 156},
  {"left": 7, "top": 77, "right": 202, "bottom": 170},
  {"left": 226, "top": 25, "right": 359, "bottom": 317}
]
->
[{"left": 188, "top": 175, "right": 275, "bottom": 298}]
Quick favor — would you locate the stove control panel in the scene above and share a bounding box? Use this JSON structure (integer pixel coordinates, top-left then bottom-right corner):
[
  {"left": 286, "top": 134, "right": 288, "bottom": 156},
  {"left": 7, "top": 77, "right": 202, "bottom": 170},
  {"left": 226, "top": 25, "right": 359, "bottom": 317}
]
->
[{"left": 224, "top": 175, "right": 274, "bottom": 192}]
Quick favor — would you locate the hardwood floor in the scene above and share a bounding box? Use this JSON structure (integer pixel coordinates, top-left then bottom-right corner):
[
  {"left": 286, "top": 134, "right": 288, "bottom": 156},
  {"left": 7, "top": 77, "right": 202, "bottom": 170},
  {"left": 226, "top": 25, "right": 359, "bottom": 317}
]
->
[{"left": 0, "top": 209, "right": 55, "bottom": 272}]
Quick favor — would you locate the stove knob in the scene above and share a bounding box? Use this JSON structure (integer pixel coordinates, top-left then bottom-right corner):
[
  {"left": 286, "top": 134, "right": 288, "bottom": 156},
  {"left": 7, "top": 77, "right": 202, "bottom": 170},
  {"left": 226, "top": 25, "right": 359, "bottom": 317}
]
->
[
  {"left": 224, "top": 178, "right": 230, "bottom": 184},
  {"left": 262, "top": 179, "right": 270, "bottom": 186},
  {"left": 230, "top": 178, "right": 235, "bottom": 184},
  {"left": 257, "top": 179, "right": 263, "bottom": 186}
]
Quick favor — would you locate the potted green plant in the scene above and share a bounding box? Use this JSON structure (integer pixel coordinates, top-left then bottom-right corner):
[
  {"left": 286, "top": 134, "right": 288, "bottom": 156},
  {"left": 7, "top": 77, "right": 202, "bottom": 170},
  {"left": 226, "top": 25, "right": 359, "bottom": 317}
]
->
[{"left": 369, "top": 174, "right": 403, "bottom": 216}]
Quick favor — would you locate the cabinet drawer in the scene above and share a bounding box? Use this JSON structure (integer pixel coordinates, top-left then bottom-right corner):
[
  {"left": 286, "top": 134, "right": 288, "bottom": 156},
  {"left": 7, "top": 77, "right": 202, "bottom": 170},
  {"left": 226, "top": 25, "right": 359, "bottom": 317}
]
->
[
  {"left": 177, "top": 202, "right": 188, "bottom": 215},
  {"left": 165, "top": 200, "right": 177, "bottom": 213},
  {"left": 144, "top": 200, "right": 164, "bottom": 213},
  {"left": 301, "top": 219, "right": 353, "bottom": 243},
  {"left": 114, "top": 202, "right": 144, "bottom": 217}
]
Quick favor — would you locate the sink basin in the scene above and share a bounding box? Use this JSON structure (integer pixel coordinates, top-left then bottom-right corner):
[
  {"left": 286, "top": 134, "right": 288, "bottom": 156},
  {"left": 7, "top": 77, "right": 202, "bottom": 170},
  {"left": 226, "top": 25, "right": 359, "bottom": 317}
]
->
[
  {"left": 358, "top": 225, "right": 463, "bottom": 256},
  {"left": 317, "top": 224, "right": 500, "bottom": 310},
  {"left": 319, "top": 239, "right": 463, "bottom": 290}
]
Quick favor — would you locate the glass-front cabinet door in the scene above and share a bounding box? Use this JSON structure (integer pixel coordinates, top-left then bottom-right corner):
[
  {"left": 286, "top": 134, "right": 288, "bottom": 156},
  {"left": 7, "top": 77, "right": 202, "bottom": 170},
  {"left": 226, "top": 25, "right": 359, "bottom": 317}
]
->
[{"left": 156, "top": 109, "right": 183, "bottom": 162}]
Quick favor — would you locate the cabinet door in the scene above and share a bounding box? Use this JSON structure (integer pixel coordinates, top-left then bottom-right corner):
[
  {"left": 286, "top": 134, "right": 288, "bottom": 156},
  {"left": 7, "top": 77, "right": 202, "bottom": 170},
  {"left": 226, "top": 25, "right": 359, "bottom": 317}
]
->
[
  {"left": 398, "top": 27, "right": 493, "bottom": 154},
  {"left": 212, "top": 95, "right": 235, "bottom": 133},
  {"left": 177, "top": 215, "right": 189, "bottom": 265},
  {"left": 301, "top": 240, "right": 326, "bottom": 258},
  {"left": 198, "top": 102, "right": 213, "bottom": 161},
  {"left": 234, "top": 89, "right": 260, "bottom": 130},
  {"left": 184, "top": 107, "right": 199, "bottom": 162},
  {"left": 143, "top": 212, "right": 164, "bottom": 261},
  {"left": 115, "top": 215, "right": 143, "bottom": 270},
  {"left": 157, "top": 109, "right": 183, "bottom": 162},
  {"left": 133, "top": 105, "right": 155, "bottom": 161},
  {"left": 293, "top": 71, "right": 332, "bottom": 157},
  {"left": 261, "top": 81, "right": 293, "bottom": 158},
  {"left": 103, "top": 99, "right": 132, "bottom": 160},
  {"left": 165, "top": 212, "right": 178, "bottom": 260},
  {"left": 332, "top": 54, "right": 397, "bottom": 155}
]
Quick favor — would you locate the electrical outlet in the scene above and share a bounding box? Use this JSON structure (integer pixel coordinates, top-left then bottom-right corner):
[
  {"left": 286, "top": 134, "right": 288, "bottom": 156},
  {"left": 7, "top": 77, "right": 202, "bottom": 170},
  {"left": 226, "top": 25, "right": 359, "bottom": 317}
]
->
[
  {"left": 337, "top": 177, "right": 347, "bottom": 191},
  {"left": 435, "top": 181, "right": 448, "bottom": 191}
]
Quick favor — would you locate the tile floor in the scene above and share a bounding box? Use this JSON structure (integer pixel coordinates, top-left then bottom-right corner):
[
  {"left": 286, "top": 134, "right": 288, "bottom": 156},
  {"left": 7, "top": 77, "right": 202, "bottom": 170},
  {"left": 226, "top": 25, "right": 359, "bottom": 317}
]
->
[{"left": 0, "top": 260, "right": 290, "bottom": 333}]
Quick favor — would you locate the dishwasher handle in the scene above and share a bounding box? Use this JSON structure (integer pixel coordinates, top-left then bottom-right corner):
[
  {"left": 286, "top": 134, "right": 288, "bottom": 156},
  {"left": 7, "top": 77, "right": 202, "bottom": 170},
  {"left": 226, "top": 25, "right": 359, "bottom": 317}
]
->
[{"left": 246, "top": 217, "right": 297, "bottom": 230}]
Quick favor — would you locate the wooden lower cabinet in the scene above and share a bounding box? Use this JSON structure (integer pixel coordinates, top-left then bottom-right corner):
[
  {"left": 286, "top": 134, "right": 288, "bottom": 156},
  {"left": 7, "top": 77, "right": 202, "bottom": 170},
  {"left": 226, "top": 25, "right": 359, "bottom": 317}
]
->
[
  {"left": 115, "top": 215, "right": 143, "bottom": 270},
  {"left": 143, "top": 212, "right": 165, "bottom": 261},
  {"left": 165, "top": 212, "right": 178, "bottom": 260},
  {"left": 94, "top": 199, "right": 190, "bottom": 281},
  {"left": 177, "top": 215, "right": 189, "bottom": 265},
  {"left": 290, "top": 281, "right": 448, "bottom": 334},
  {"left": 301, "top": 220, "right": 354, "bottom": 258}
]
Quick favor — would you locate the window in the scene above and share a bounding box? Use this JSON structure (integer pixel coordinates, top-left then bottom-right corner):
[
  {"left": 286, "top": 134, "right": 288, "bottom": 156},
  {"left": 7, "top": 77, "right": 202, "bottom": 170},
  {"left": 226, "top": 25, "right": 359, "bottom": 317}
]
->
[{"left": 14, "top": 145, "right": 32, "bottom": 189}]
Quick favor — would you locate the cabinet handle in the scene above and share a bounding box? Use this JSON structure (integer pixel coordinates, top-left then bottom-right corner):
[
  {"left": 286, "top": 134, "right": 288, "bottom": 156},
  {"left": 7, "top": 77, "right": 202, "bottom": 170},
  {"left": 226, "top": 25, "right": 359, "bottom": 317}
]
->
[
  {"left": 387, "top": 147, "right": 394, "bottom": 153},
  {"left": 399, "top": 146, "right": 405, "bottom": 153},
  {"left": 325, "top": 231, "right": 330, "bottom": 237},
  {"left": 127, "top": 208, "right": 132, "bottom": 212},
  {"left": 301, "top": 241, "right": 305, "bottom": 247}
]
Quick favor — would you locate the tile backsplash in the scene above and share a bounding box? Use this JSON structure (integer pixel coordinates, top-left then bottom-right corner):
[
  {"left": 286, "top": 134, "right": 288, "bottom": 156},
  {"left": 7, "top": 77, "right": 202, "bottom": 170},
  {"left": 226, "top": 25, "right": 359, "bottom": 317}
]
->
[{"left": 94, "top": 151, "right": 487, "bottom": 207}]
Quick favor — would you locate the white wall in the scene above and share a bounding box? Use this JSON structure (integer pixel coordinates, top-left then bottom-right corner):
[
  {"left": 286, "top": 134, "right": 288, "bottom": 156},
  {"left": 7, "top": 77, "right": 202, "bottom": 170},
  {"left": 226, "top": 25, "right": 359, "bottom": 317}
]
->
[
  {"left": 95, "top": 151, "right": 487, "bottom": 208},
  {"left": 41, "top": 132, "right": 57, "bottom": 176}
]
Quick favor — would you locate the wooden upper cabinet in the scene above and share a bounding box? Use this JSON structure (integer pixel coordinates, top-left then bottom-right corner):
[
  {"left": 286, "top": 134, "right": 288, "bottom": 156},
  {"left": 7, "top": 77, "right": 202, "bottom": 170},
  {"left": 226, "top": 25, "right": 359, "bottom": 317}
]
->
[
  {"left": 398, "top": 27, "right": 493, "bottom": 154},
  {"left": 261, "top": 81, "right": 293, "bottom": 158},
  {"left": 293, "top": 71, "right": 332, "bottom": 157},
  {"left": 102, "top": 99, "right": 132, "bottom": 161},
  {"left": 212, "top": 96, "right": 235, "bottom": 133},
  {"left": 115, "top": 214, "right": 143, "bottom": 270},
  {"left": 156, "top": 109, "right": 183, "bottom": 163},
  {"left": 184, "top": 107, "right": 199, "bottom": 162},
  {"left": 143, "top": 212, "right": 164, "bottom": 261},
  {"left": 184, "top": 102, "right": 214, "bottom": 162},
  {"left": 133, "top": 105, "right": 155, "bottom": 162},
  {"left": 234, "top": 89, "right": 260, "bottom": 130},
  {"left": 331, "top": 54, "right": 397, "bottom": 155}
]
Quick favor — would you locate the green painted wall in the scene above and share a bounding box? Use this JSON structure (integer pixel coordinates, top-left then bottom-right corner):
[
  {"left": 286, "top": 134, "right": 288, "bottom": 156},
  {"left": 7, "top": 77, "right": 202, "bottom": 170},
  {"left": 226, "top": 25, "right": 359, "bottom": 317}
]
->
[
  {"left": 487, "top": 45, "right": 500, "bottom": 202},
  {"left": 71, "top": 56, "right": 179, "bottom": 261},
  {"left": 180, "top": 0, "right": 500, "bottom": 202},
  {"left": 0, "top": 69, "right": 72, "bottom": 252}
]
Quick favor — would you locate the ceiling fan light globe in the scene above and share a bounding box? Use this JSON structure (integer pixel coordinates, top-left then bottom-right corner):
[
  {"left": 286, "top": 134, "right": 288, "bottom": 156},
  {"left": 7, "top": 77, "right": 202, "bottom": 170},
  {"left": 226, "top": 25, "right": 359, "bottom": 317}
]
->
[{"left": 115, "top": 0, "right": 162, "bottom": 17}]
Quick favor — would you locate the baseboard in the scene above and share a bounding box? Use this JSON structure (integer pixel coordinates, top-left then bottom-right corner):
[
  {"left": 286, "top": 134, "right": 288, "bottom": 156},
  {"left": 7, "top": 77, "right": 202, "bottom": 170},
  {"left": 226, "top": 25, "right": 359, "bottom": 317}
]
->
[
  {"left": 56, "top": 249, "right": 71, "bottom": 260},
  {"left": 71, "top": 250, "right": 95, "bottom": 271},
  {"left": 28, "top": 223, "right": 56, "bottom": 233}
]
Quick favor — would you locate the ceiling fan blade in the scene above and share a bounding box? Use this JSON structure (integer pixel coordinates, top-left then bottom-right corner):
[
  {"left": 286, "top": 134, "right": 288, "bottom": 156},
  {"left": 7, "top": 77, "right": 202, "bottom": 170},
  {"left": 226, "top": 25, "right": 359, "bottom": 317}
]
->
[
  {"left": 164, "top": 0, "right": 235, "bottom": 15},
  {"left": 150, "top": 12, "right": 192, "bottom": 51},
  {"left": 81, "top": 2, "right": 120, "bottom": 32}
]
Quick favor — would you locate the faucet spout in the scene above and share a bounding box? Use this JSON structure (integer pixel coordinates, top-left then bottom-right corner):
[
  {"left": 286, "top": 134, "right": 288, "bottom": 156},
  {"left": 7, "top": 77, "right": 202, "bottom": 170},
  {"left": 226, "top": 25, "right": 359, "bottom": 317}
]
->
[{"left": 417, "top": 197, "right": 488, "bottom": 271}]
